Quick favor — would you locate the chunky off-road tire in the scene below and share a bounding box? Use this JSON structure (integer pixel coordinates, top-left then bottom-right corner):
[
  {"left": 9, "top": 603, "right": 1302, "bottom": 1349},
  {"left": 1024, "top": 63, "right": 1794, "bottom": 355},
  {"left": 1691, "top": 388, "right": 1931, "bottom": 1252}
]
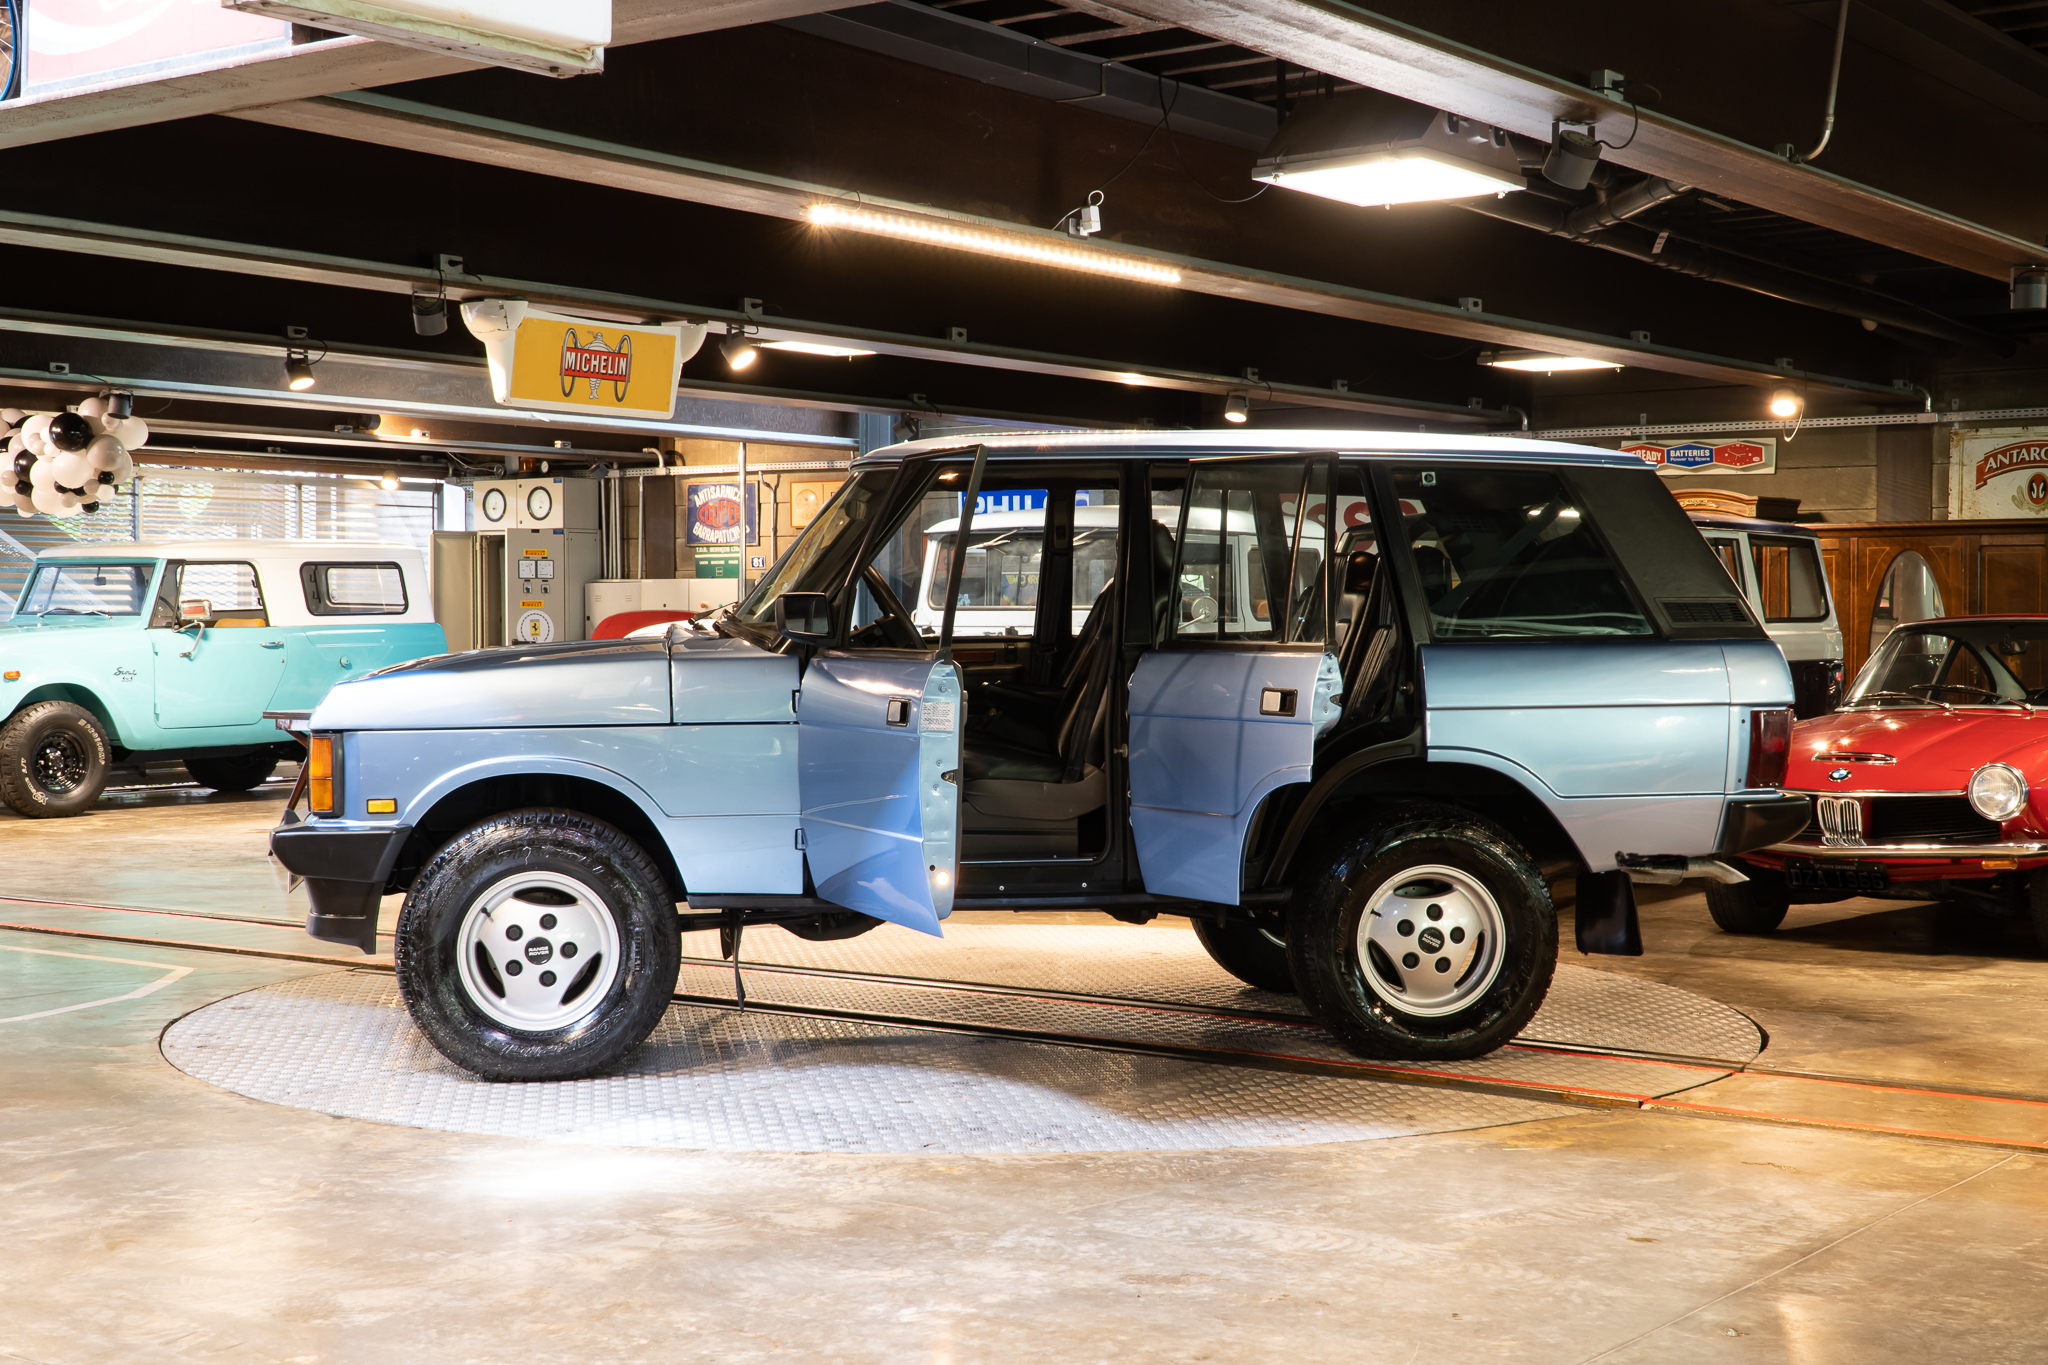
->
[
  {"left": 0, "top": 701, "right": 111, "bottom": 818},
  {"left": 1193, "top": 917, "right": 1298, "bottom": 994},
  {"left": 1705, "top": 865, "right": 1791, "bottom": 934},
  {"left": 1287, "top": 805, "right": 1556, "bottom": 1061},
  {"left": 184, "top": 752, "right": 277, "bottom": 793},
  {"left": 395, "top": 808, "right": 680, "bottom": 1081}
]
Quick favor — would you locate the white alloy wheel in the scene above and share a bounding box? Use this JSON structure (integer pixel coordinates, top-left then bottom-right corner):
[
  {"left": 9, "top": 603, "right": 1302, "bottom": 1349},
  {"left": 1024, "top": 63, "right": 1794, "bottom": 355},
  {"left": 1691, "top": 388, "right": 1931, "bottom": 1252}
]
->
[
  {"left": 455, "top": 870, "right": 622, "bottom": 1032},
  {"left": 1355, "top": 863, "right": 1506, "bottom": 1018}
]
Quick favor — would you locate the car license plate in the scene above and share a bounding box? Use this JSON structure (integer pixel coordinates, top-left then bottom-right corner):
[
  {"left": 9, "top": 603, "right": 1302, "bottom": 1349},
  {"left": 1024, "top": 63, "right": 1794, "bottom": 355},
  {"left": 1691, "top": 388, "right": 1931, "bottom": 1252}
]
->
[{"left": 1782, "top": 856, "right": 1889, "bottom": 894}]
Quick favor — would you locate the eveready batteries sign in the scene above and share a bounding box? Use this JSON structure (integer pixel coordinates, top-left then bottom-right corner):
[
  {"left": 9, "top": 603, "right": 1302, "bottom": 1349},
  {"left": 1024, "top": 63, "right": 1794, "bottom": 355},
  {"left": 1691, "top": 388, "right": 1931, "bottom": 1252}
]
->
[
  {"left": 1951, "top": 425, "right": 2048, "bottom": 519},
  {"left": 1621, "top": 439, "right": 1776, "bottom": 475},
  {"left": 461, "top": 299, "right": 705, "bottom": 421}
]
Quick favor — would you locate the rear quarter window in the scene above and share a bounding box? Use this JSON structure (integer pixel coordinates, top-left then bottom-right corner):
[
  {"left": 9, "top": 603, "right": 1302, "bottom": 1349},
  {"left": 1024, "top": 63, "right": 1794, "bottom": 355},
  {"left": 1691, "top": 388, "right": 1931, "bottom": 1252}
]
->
[
  {"left": 1564, "top": 467, "right": 1766, "bottom": 641},
  {"left": 301, "top": 562, "right": 408, "bottom": 616}
]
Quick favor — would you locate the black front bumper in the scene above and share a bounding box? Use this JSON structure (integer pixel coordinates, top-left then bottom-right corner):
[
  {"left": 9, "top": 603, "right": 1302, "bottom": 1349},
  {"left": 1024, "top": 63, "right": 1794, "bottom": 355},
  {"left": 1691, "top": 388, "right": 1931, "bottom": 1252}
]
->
[
  {"left": 271, "top": 823, "right": 412, "bottom": 954},
  {"left": 1719, "top": 794, "right": 1813, "bottom": 856}
]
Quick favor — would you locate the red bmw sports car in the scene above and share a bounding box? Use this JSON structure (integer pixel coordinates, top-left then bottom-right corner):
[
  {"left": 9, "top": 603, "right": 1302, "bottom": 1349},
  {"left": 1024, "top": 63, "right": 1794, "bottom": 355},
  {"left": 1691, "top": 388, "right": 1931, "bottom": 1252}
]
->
[{"left": 1717, "top": 615, "right": 2048, "bottom": 944}]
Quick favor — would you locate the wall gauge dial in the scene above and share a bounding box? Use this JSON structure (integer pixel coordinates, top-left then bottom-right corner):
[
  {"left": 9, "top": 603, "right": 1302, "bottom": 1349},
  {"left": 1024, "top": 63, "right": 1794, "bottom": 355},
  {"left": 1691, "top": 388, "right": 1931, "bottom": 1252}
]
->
[
  {"left": 526, "top": 485, "right": 554, "bottom": 521},
  {"left": 479, "top": 487, "right": 508, "bottom": 524}
]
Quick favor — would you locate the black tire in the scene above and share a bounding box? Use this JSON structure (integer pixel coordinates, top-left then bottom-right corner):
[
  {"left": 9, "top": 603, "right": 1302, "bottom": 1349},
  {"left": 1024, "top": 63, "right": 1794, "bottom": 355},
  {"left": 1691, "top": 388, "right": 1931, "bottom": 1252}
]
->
[
  {"left": 2028, "top": 869, "right": 2048, "bottom": 952},
  {"left": 184, "top": 752, "right": 277, "bottom": 793},
  {"left": 0, "top": 701, "right": 111, "bottom": 818},
  {"left": 1705, "top": 865, "right": 1791, "bottom": 934},
  {"left": 1193, "top": 917, "right": 1298, "bottom": 994},
  {"left": 1287, "top": 805, "right": 1556, "bottom": 1061},
  {"left": 395, "top": 808, "right": 681, "bottom": 1081}
]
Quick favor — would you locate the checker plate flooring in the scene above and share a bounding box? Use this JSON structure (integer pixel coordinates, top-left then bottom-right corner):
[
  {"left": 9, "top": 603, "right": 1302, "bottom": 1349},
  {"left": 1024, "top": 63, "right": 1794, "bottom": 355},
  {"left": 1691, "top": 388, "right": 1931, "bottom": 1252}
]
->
[{"left": 161, "top": 922, "right": 1760, "bottom": 1155}]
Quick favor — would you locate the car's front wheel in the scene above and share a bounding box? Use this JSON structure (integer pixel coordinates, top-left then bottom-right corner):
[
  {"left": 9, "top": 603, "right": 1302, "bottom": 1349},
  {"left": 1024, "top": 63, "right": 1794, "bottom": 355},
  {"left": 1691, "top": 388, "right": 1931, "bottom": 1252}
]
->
[
  {"left": 0, "top": 701, "right": 111, "bottom": 818},
  {"left": 395, "top": 808, "right": 680, "bottom": 1080},
  {"left": 1288, "top": 806, "right": 1556, "bottom": 1060},
  {"left": 1705, "top": 865, "right": 1791, "bottom": 934}
]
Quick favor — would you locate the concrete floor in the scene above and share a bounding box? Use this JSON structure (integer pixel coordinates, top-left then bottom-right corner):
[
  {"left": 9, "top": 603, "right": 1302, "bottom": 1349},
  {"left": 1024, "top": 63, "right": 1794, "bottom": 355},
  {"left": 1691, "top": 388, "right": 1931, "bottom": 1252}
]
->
[{"left": 5, "top": 785, "right": 2048, "bottom": 1362}]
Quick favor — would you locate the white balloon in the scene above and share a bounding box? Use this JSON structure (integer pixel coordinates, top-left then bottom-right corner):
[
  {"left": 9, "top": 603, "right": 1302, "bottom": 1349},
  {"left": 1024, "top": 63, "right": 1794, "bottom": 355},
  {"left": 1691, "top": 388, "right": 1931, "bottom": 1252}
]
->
[
  {"left": 29, "top": 484, "right": 64, "bottom": 514},
  {"left": 20, "top": 413, "right": 51, "bottom": 441},
  {"left": 13, "top": 494, "right": 34, "bottom": 517},
  {"left": 0, "top": 408, "right": 24, "bottom": 427},
  {"left": 28, "top": 458, "right": 57, "bottom": 489},
  {"left": 23, "top": 430, "right": 47, "bottom": 458},
  {"left": 75, "top": 396, "right": 106, "bottom": 421},
  {"left": 108, "top": 450, "right": 136, "bottom": 486},
  {"left": 110, "top": 417, "right": 148, "bottom": 448},
  {"left": 50, "top": 452, "right": 91, "bottom": 487},
  {"left": 85, "top": 435, "right": 126, "bottom": 470}
]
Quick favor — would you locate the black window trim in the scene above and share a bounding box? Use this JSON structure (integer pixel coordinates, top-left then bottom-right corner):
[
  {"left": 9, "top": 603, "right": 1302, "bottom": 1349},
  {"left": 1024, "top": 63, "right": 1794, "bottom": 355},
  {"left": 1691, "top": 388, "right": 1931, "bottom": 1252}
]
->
[
  {"left": 1747, "top": 534, "right": 1832, "bottom": 624},
  {"left": 300, "top": 560, "right": 410, "bottom": 617}
]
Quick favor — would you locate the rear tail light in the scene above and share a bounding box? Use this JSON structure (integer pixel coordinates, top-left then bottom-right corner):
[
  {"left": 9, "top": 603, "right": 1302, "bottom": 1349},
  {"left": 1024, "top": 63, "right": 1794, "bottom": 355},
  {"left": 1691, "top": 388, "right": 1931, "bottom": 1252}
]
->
[
  {"left": 1747, "top": 708, "right": 1793, "bottom": 788},
  {"left": 307, "top": 734, "right": 337, "bottom": 815}
]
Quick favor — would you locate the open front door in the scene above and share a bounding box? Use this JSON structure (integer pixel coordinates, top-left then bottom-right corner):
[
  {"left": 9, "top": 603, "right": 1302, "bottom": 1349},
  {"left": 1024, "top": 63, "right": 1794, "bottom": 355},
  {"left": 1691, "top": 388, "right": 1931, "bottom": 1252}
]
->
[
  {"left": 1127, "top": 455, "right": 1351, "bottom": 904},
  {"left": 798, "top": 657, "right": 962, "bottom": 935}
]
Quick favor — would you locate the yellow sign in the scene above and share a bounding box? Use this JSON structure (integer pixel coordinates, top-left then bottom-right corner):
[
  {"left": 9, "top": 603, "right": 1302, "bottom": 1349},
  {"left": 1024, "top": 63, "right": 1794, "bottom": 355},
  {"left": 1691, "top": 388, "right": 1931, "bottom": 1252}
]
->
[{"left": 462, "top": 300, "right": 705, "bottom": 421}]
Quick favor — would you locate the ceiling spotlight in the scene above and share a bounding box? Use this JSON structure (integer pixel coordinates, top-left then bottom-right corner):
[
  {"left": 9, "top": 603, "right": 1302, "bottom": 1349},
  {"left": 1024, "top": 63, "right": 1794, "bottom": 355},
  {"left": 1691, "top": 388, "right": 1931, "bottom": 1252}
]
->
[
  {"left": 1542, "top": 128, "right": 1601, "bottom": 191},
  {"left": 378, "top": 470, "right": 401, "bottom": 491},
  {"left": 1223, "top": 392, "right": 1251, "bottom": 423},
  {"left": 1252, "top": 95, "right": 1523, "bottom": 208},
  {"left": 1482, "top": 349, "right": 1622, "bottom": 374},
  {"left": 721, "top": 330, "right": 759, "bottom": 371},
  {"left": 284, "top": 349, "right": 316, "bottom": 391},
  {"left": 758, "top": 340, "right": 877, "bottom": 357},
  {"left": 1768, "top": 386, "right": 1803, "bottom": 419},
  {"left": 411, "top": 290, "right": 448, "bottom": 337},
  {"left": 807, "top": 202, "right": 1183, "bottom": 287},
  {"left": 106, "top": 390, "right": 134, "bottom": 419}
]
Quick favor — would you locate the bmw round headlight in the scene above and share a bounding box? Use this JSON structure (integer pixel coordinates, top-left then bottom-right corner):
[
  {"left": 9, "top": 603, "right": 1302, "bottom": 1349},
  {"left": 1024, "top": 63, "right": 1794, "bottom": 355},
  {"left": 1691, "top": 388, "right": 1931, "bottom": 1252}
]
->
[{"left": 1968, "top": 763, "right": 2028, "bottom": 823}]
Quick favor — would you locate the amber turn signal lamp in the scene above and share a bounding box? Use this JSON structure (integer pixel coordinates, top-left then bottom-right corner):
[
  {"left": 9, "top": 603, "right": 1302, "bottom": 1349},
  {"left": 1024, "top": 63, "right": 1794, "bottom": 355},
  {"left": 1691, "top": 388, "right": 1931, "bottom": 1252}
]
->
[
  {"left": 2, "top": 670, "right": 18, "bottom": 681},
  {"left": 365, "top": 798, "right": 396, "bottom": 815},
  {"left": 1747, "top": 708, "right": 1794, "bottom": 788},
  {"left": 307, "top": 734, "right": 336, "bottom": 815}
]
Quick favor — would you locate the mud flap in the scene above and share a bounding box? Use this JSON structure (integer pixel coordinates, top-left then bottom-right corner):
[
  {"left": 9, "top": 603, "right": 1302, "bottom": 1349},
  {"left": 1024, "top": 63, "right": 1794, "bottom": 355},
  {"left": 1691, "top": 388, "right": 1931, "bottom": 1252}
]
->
[{"left": 1574, "top": 870, "right": 1643, "bottom": 956}]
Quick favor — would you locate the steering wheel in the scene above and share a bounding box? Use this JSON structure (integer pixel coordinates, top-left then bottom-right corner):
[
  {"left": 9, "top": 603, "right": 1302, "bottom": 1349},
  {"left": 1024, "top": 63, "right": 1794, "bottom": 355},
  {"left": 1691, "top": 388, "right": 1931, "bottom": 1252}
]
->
[{"left": 849, "top": 564, "right": 924, "bottom": 650}]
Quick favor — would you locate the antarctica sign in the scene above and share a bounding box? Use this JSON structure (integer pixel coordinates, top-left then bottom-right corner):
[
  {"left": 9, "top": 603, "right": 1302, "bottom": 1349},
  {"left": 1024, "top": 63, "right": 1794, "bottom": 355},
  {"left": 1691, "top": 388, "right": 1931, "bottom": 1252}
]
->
[
  {"left": 462, "top": 300, "right": 705, "bottom": 421},
  {"left": 1951, "top": 426, "right": 2048, "bottom": 519}
]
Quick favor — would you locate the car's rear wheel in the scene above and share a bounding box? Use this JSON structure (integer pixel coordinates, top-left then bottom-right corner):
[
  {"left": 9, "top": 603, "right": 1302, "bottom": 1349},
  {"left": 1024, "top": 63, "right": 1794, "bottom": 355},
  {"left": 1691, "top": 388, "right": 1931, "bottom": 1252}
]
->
[
  {"left": 0, "top": 701, "right": 111, "bottom": 818},
  {"left": 1192, "top": 917, "right": 1297, "bottom": 994},
  {"left": 1705, "top": 866, "right": 1791, "bottom": 934},
  {"left": 1288, "top": 805, "right": 1555, "bottom": 1060},
  {"left": 2027, "top": 869, "right": 2048, "bottom": 952},
  {"left": 396, "top": 808, "right": 680, "bottom": 1080},
  {"left": 184, "top": 752, "right": 277, "bottom": 792}
]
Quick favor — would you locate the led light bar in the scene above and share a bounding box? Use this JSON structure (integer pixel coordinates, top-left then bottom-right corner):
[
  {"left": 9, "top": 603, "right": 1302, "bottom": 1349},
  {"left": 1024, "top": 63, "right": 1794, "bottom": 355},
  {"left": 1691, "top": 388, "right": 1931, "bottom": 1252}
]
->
[
  {"left": 1483, "top": 349, "right": 1622, "bottom": 374},
  {"left": 806, "top": 204, "right": 1182, "bottom": 286},
  {"left": 759, "top": 340, "right": 878, "bottom": 357}
]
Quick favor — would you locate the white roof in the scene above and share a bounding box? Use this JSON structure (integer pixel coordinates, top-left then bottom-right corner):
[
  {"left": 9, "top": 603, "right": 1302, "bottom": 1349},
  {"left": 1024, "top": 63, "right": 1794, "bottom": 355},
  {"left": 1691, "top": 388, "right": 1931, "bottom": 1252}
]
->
[
  {"left": 862, "top": 427, "right": 1636, "bottom": 466},
  {"left": 36, "top": 539, "right": 422, "bottom": 561}
]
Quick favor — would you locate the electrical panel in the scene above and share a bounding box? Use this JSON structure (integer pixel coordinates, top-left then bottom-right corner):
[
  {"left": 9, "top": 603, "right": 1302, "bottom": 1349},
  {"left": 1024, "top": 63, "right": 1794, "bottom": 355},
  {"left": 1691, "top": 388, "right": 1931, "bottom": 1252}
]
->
[
  {"left": 470, "top": 477, "right": 599, "bottom": 532},
  {"left": 507, "top": 528, "right": 601, "bottom": 644}
]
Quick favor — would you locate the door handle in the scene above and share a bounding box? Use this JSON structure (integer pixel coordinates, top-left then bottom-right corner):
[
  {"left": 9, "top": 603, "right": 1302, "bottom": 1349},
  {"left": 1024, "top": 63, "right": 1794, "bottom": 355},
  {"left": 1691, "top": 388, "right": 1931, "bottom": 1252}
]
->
[
  {"left": 885, "top": 697, "right": 913, "bottom": 726},
  {"left": 260, "top": 640, "right": 285, "bottom": 649},
  {"left": 1259, "top": 688, "right": 1298, "bottom": 716}
]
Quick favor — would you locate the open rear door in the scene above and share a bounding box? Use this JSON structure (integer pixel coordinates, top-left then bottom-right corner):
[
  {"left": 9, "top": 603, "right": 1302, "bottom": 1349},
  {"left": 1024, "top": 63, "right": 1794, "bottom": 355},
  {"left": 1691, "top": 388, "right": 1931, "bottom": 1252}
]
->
[
  {"left": 798, "top": 657, "right": 962, "bottom": 935},
  {"left": 1127, "top": 454, "right": 1346, "bottom": 904}
]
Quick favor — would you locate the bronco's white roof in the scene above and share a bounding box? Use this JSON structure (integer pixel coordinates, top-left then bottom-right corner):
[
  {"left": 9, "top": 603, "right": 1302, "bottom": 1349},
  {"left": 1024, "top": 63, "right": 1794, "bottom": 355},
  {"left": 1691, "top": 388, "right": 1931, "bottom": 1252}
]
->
[
  {"left": 860, "top": 427, "right": 1637, "bottom": 466},
  {"left": 35, "top": 539, "right": 422, "bottom": 561}
]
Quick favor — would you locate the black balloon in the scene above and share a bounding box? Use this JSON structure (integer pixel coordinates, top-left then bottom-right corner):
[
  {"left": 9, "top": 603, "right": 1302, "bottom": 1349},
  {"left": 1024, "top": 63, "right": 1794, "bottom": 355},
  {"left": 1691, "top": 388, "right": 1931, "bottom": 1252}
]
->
[
  {"left": 13, "top": 479, "right": 28, "bottom": 495},
  {"left": 80, "top": 501, "right": 99, "bottom": 514},
  {"left": 97, "top": 470, "right": 115, "bottom": 485},
  {"left": 46, "top": 411, "right": 92, "bottom": 452}
]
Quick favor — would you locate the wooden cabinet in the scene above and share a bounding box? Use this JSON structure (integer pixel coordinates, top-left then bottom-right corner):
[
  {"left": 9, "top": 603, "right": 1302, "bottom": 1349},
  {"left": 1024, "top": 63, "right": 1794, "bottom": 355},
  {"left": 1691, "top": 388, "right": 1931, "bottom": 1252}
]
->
[{"left": 1814, "top": 521, "right": 2048, "bottom": 678}]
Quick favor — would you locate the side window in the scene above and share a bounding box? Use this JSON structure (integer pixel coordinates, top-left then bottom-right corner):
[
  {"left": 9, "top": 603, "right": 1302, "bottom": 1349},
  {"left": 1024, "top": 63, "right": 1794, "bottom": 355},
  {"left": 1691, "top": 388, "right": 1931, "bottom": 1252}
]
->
[
  {"left": 1172, "top": 459, "right": 1337, "bottom": 645},
  {"left": 302, "top": 562, "right": 408, "bottom": 616},
  {"left": 1749, "top": 537, "right": 1828, "bottom": 623},
  {"left": 173, "top": 562, "right": 267, "bottom": 627},
  {"left": 1389, "top": 465, "right": 1652, "bottom": 640},
  {"left": 1706, "top": 537, "right": 1747, "bottom": 592},
  {"left": 898, "top": 474, "right": 1121, "bottom": 643}
]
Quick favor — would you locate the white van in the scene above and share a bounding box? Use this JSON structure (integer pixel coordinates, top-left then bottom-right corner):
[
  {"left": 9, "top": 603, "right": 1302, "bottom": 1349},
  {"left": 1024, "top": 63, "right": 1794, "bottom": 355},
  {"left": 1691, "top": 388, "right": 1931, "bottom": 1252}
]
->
[{"left": 1692, "top": 513, "right": 1843, "bottom": 716}]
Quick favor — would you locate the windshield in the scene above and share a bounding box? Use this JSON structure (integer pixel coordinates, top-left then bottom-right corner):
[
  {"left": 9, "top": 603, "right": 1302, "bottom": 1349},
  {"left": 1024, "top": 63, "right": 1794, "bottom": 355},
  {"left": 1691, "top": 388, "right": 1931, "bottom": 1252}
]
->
[
  {"left": 737, "top": 472, "right": 895, "bottom": 625},
  {"left": 18, "top": 562, "right": 152, "bottom": 616},
  {"left": 1846, "top": 622, "right": 2048, "bottom": 707}
]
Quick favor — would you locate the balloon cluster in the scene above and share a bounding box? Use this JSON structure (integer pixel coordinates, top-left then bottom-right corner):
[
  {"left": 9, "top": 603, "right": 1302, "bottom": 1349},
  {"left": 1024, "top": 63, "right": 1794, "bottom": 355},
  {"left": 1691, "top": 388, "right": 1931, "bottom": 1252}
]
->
[{"left": 5, "top": 396, "right": 147, "bottom": 518}]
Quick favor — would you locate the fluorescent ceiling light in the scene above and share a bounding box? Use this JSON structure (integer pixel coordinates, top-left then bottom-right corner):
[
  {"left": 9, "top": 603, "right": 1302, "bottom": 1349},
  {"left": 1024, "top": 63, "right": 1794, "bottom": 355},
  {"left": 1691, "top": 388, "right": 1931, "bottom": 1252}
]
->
[
  {"left": 1258, "top": 152, "right": 1521, "bottom": 208},
  {"left": 759, "top": 340, "right": 878, "bottom": 357},
  {"left": 806, "top": 204, "right": 1182, "bottom": 287},
  {"left": 224, "top": 0, "right": 608, "bottom": 77},
  {"left": 1483, "top": 349, "right": 1622, "bottom": 374},
  {"left": 1253, "top": 93, "right": 1525, "bottom": 208}
]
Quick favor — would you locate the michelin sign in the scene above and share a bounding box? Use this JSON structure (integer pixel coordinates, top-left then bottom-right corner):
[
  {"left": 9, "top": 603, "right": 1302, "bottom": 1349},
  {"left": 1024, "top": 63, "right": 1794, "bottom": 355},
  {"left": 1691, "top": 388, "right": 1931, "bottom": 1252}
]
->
[{"left": 463, "top": 300, "right": 705, "bottom": 422}]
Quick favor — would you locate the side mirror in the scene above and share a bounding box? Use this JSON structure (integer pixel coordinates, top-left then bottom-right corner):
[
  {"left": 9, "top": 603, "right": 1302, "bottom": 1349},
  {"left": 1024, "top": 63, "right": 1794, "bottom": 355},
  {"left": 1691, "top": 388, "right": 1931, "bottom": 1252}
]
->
[
  {"left": 774, "top": 592, "right": 832, "bottom": 645},
  {"left": 179, "top": 598, "right": 212, "bottom": 629}
]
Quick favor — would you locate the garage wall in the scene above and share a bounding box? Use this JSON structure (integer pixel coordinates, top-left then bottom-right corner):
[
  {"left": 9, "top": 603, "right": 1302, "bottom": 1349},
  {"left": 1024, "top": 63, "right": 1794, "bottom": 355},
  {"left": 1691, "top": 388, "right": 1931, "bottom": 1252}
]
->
[{"left": 0, "top": 468, "right": 438, "bottom": 613}]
